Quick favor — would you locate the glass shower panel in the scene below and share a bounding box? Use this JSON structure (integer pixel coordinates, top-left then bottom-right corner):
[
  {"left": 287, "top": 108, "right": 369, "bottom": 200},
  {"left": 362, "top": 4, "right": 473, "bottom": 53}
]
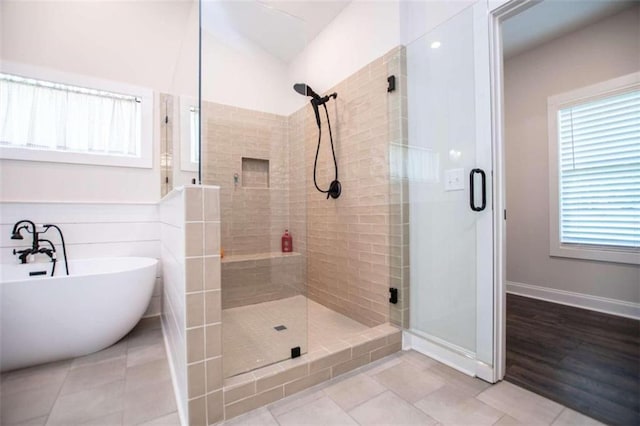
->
[
  {"left": 406, "top": 7, "right": 479, "bottom": 355},
  {"left": 199, "top": 2, "right": 308, "bottom": 378}
]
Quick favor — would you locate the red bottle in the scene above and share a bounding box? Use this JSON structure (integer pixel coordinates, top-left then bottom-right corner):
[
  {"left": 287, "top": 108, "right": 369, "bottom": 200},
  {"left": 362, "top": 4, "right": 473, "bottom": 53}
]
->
[{"left": 281, "top": 230, "right": 293, "bottom": 253}]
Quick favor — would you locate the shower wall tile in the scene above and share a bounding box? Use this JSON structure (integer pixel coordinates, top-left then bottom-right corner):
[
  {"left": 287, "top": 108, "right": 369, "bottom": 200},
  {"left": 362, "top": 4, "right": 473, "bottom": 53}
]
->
[
  {"left": 188, "top": 362, "right": 206, "bottom": 398},
  {"left": 201, "top": 103, "right": 291, "bottom": 257},
  {"left": 201, "top": 103, "right": 307, "bottom": 313},
  {"left": 206, "top": 390, "right": 224, "bottom": 425},
  {"left": 203, "top": 188, "right": 220, "bottom": 222},
  {"left": 205, "top": 324, "right": 221, "bottom": 359},
  {"left": 186, "top": 186, "right": 223, "bottom": 426},
  {"left": 185, "top": 187, "right": 203, "bottom": 222},
  {"left": 188, "top": 397, "right": 206, "bottom": 426},
  {"left": 161, "top": 185, "right": 223, "bottom": 426},
  {"left": 186, "top": 293, "right": 205, "bottom": 328},
  {"left": 186, "top": 257, "right": 204, "bottom": 293},
  {"left": 221, "top": 253, "right": 305, "bottom": 309},
  {"left": 185, "top": 223, "right": 204, "bottom": 257},
  {"left": 288, "top": 47, "right": 409, "bottom": 327},
  {"left": 204, "top": 256, "right": 221, "bottom": 290}
]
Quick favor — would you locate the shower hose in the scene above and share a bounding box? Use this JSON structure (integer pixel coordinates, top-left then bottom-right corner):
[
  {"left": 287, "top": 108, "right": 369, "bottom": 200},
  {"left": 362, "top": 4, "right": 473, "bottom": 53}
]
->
[{"left": 313, "top": 103, "right": 341, "bottom": 199}]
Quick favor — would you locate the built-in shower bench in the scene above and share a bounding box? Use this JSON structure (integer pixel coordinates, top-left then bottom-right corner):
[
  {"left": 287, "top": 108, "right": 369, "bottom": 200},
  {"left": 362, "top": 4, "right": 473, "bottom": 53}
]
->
[
  {"left": 221, "top": 251, "right": 302, "bottom": 264},
  {"left": 221, "top": 252, "right": 304, "bottom": 309}
]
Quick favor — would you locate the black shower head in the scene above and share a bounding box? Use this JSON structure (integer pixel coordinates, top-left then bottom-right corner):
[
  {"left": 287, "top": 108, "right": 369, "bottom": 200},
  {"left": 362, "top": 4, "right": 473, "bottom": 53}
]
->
[
  {"left": 11, "top": 230, "right": 24, "bottom": 240},
  {"left": 293, "top": 83, "right": 321, "bottom": 100}
]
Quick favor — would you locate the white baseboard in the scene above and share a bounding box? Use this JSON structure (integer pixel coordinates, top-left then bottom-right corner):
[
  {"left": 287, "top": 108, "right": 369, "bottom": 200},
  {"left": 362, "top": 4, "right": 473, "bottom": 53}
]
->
[
  {"left": 403, "top": 330, "right": 477, "bottom": 377},
  {"left": 506, "top": 281, "right": 640, "bottom": 320},
  {"left": 161, "top": 320, "right": 187, "bottom": 426}
]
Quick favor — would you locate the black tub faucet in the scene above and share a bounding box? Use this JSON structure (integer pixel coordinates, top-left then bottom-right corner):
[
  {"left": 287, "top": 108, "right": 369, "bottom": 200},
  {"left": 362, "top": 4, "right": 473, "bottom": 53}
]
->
[
  {"left": 10, "top": 220, "right": 69, "bottom": 275},
  {"left": 11, "top": 220, "right": 39, "bottom": 264}
]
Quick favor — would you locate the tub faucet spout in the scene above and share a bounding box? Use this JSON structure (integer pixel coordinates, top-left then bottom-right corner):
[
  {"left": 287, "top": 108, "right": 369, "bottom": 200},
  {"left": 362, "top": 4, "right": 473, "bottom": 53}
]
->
[{"left": 10, "top": 220, "right": 39, "bottom": 250}]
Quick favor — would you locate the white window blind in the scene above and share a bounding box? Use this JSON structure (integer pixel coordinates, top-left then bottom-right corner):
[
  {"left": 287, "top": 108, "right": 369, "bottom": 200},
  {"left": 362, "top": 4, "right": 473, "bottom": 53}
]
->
[
  {"left": 0, "top": 73, "right": 141, "bottom": 157},
  {"left": 557, "top": 89, "right": 640, "bottom": 249}
]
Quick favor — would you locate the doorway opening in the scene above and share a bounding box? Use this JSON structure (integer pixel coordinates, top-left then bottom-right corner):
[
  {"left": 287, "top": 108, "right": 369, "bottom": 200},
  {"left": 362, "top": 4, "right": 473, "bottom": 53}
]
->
[{"left": 496, "top": 2, "right": 640, "bottom": 424}]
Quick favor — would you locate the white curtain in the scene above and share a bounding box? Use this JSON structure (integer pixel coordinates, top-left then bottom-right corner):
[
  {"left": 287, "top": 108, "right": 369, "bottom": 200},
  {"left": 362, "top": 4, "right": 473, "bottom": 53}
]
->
[
  {"left": 0, "top": 73, "right": 141, "bottom": 156},
  {"left": 189, "top": 107, "right": 200, "bottom": 164},
  {"left": 390, "top": 143, "right": 440, "bottom": 183}
]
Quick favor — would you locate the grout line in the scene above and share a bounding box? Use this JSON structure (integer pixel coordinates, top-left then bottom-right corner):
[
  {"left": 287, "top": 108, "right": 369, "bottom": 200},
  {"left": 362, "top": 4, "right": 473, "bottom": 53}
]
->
[{"left": 41, "top": 363, "right": 72, "bottom": 426}]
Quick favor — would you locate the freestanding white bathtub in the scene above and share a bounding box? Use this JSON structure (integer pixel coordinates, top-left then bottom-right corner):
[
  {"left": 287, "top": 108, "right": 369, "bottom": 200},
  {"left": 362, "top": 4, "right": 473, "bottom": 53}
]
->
[{"left": 0, "top": 257, "right": 157, "bottom": 371}]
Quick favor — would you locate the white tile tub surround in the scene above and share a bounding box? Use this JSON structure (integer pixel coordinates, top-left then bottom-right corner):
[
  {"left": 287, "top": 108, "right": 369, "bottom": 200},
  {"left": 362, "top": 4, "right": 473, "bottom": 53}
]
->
[
  {"left": 159, "top": 185, "right": 223, "bottom": 426},
  {"left": 0, "top": 201, "right": 162, "bottom": 317}
]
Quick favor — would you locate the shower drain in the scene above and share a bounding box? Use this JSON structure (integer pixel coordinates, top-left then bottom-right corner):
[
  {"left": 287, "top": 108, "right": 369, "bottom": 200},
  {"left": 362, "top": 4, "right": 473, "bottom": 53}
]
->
[{"left": 274, "top": 325, "right": 287, "bottom": 331}]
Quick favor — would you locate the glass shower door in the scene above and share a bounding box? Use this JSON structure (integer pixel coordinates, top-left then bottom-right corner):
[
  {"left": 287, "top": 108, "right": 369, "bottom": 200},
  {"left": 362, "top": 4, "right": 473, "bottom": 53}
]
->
[
  {"left": 199, "top": 1, "right": 308, "bottom": 378},
  {"left": 406, "top": 4, "right": 494, "bottom": 377}
]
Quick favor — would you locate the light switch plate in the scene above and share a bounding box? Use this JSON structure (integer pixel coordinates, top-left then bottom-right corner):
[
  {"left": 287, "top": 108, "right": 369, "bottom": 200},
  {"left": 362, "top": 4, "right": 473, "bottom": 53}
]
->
[{"left": 444, "top": 168, "right": 465, "bottom": 191}]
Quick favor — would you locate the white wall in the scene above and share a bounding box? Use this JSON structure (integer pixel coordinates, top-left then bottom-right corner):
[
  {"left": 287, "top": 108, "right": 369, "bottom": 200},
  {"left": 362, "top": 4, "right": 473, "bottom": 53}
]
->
[
  {"left": 198, "top": 0, "right": 404, "bottom": 115},
  {"left": 288, "top": 0, "right": 401, "bottom": 96},
  {"left": 0, "top": 202, "right": 162, "bottom": 316},
  {"left": 400, "top": 0, "right": 476, "bottom": 46},
  {"left": 200, "top": 27, "right": 303, "bottom": 116},
  {"left": 1, "top": 1, "right": 192, "bottom": 94},
  {"left": 286, "top": 0, "right": 484, "bottom": 102},
  {"left": 169, "top": 1, "right": 200, "bottom": 101},
  {"left": 504, "top": 6, "right": 640, "bottom": 304},
  {"left": 0, "top": 1, "right": 195, "bottom": 203}
]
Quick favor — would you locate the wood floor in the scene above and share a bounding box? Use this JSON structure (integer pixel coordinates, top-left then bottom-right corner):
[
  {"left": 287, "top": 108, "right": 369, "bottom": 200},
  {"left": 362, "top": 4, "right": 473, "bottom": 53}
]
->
[{"left": 506, "top": 294, "right": 640, "bottom": 425}]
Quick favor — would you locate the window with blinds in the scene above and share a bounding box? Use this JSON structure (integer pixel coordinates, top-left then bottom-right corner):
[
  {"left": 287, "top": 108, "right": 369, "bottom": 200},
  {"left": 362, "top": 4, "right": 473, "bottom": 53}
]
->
[
  {"left": 557, "top": 89, "right": 640, "bottom": 250},
  {"left": 548, "top": 74, "right": 640, "bottom": 265}
]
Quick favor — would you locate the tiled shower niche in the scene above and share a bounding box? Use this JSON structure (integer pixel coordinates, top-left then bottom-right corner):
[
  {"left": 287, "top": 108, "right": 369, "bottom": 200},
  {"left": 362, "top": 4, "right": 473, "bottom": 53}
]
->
[{"left": 241, "top": 157, "right": 269, "bottom": 188}]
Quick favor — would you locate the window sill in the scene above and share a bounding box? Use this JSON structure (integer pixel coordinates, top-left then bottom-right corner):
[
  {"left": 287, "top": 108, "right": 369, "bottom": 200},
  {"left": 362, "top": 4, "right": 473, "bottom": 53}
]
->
[
  {"left": 0, "top": 145, "right": 152, "bottom": 169},
  {"left": 550, "top": 243, "right": 640, "bottom": 265}
]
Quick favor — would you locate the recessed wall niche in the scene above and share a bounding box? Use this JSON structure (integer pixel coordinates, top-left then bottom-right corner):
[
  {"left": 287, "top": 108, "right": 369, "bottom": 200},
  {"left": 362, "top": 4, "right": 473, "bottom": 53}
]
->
[{"left": 241, "top": 157, "right": 269, "bottom": 188}]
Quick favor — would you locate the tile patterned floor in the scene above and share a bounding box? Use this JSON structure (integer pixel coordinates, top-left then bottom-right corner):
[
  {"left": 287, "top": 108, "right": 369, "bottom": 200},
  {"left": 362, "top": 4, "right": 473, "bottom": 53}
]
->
[
  {"left": 223, "top": 296, "right": 370, "bottom": 378},
  {"left": 0, "top": 317, "right": 180, "bottom": 426},
  {"left": 223, "top": 350, "right": 604, "bottom": 426},
  {"left": 1, "top": 316, "right": 604, "bottom": 426}
]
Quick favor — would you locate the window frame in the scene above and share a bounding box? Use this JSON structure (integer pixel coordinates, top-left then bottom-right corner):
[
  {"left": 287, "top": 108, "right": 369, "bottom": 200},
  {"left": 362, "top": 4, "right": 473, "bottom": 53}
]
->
[
  {"left": 0, "top": 62, "right": 153, "bottom": 169},
  {"left": 547, "top": 72, "right": 640, "bottom": 265},
  {"left": 179, "top": 96, "right": 199, "bottom": 172}
]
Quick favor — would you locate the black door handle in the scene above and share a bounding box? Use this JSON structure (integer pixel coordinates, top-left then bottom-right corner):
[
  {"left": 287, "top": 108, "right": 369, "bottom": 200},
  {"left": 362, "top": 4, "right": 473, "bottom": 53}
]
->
[{"left": 470, "top": 168, "right": 486, "bottom": 212}]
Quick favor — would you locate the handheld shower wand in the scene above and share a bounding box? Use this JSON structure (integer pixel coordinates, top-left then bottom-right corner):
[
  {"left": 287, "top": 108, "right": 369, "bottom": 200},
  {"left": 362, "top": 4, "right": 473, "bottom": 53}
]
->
[
  {"left": 293, "top": 83, "right": 334, "bottom": 129},
  {"left": 293, "top": 83, "right": 341, "bottom": 199}
]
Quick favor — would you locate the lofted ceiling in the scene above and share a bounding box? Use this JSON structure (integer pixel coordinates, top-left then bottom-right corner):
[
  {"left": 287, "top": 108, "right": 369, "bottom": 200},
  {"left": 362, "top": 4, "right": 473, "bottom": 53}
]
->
[
  {"left": 201, "top": 0, "right": 351, "bottom": 63},
  {"left": 502, "top": 0, "right": 637, "bottom": 58}
]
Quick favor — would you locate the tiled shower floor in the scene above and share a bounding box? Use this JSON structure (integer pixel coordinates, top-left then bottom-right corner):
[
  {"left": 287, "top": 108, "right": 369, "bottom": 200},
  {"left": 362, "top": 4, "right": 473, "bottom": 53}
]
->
[{"left": 222, "top": 295, "right": 370, "bottom": 378}]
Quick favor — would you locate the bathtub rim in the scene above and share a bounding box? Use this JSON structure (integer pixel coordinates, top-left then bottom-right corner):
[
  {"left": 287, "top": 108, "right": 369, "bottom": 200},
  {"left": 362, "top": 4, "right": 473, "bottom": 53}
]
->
[{"left": 0, "top": 256, "right": 158, "bottom": 284}]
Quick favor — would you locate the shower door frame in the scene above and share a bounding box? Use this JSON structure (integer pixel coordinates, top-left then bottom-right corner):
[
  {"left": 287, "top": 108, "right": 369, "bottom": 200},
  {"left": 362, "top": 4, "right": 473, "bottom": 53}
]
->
[
  {"left": 404, "top": 0, "right": 539, "bottom": 385},
  {"left": 488, "top": 0, "right": 543, "bottom": 383},
  {"left": 403, "top": 0, "right": 497, "bottom": 384}
]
